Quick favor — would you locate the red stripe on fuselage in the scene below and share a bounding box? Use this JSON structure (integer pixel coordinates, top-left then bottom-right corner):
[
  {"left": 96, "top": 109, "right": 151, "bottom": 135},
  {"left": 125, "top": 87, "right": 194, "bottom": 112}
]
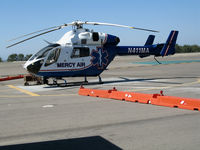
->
[{"left": 164, "top": 31, "right": 175, "bottom": 56}]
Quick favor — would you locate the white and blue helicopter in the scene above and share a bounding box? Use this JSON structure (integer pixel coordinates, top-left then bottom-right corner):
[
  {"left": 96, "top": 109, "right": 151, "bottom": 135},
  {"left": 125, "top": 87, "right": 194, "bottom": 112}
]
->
[{"left": 7, "top": 21, "right": 178, "bottom": 85}]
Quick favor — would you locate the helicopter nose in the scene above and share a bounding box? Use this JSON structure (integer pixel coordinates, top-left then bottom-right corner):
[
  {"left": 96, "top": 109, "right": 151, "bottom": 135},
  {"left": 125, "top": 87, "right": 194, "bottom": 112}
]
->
[{"left": 26, "top": 60, "right": 43, "bottom": 74}]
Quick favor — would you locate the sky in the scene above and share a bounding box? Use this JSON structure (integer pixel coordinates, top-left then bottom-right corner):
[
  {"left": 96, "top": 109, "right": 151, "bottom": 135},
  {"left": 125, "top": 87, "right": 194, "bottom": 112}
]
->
[{"left": 0, "top": 0, "right": 200, "bottom": 60}]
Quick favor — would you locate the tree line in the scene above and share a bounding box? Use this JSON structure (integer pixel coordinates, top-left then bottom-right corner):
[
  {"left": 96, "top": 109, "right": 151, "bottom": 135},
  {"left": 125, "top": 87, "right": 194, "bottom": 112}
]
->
[
  {"left": 0, "top": 54, "right": 32, "bottom": 62},
  {"left": 175, "top": 44, "right": 200, "bottom": 53},
  {"left": 0, "top": 44, "right": 200, "bottom": 62}
]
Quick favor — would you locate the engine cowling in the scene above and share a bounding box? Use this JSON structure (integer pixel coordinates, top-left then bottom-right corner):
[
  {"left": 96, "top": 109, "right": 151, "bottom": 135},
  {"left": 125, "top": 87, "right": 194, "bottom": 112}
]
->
[{"left": 104, "top": 34, "right": 120, "bottom": 46}]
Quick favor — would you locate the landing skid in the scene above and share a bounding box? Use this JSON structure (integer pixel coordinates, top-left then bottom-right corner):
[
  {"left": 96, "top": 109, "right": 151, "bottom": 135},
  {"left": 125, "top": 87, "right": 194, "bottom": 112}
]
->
[
  {"left": 98, "top": 75, "right": 103, "bottom": 84},
  {"left": 46, "top": 76, "right": 103, "bottom": 87}
]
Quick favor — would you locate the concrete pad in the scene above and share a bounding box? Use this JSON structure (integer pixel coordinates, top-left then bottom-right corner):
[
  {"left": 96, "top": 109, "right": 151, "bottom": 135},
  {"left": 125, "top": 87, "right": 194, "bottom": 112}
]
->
[{"left": 0, "top": 53, "right": 200, "bottom": 149}]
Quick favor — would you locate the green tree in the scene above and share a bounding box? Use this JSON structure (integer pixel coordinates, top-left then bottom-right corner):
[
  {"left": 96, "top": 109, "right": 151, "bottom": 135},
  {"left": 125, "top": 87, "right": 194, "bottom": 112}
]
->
[
  {"left": 17, "top": 53, "right": 24, "bottom": 61},
  {"left": 175, "top": 44, "right": 182, "bottom": 53},
  {"left": 7, "top": 54, "right": 18, "bottom": 62},
  {"left": 0, "top": 57, "right": 2, "bottom": 62},
  {"left": 24, "top": 54, "right": 32, "bottom": 61},
  {"left": 175, "top": 44, "right": 200, "bottom": 53}
]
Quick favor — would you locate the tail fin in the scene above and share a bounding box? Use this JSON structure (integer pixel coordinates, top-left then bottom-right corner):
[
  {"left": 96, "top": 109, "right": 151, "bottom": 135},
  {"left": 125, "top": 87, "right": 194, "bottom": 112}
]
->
[
  {"left": 160, "top": 30, "right": 179, "bottom": 57},
  {"left": 144, "top": 35, "right": 155, "bottom": 46}
]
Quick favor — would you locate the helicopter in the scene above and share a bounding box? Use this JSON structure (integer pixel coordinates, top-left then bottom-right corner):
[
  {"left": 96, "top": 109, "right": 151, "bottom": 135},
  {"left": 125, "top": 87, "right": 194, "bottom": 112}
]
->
[{"left": 7, "top": 21, "right": 178, "bottom": 85}]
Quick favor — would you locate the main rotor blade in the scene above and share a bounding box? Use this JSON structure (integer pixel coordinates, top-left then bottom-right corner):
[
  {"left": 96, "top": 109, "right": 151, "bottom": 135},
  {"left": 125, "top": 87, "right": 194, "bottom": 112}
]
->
[
  {"left": 130, "top": 27, "right": 159, "bottom": 33},
  {"left": 7, "top": 25, "right": 61, "bottom": 42},
  {"left": 85, "top": 21, "right": 159, "bottom": 32},
  {"left": 6, "top": 27, "right": 61, "bottom": 48}
]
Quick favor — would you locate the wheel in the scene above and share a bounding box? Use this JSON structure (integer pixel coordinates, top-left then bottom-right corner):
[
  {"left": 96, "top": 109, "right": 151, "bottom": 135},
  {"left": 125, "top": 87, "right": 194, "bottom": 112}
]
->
[
  {"left": 43, "top": 77, "right": 49, "bottom": 84},
  {"left": 24, "top": 82, "right": 29, "bottom": 86}
]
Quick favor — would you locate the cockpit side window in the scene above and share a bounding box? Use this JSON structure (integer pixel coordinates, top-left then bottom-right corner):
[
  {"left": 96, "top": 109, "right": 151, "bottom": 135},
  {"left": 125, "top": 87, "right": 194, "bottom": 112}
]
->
[
  {"left": 71, "top": 47, "right": 90, "bottom": 58},
  {"left": 45, "top": 47, "right": 61, "bottom": 66},
  {"left": 37, "top": 47, "right": 52, "bottom": 59},
  {"left": 29, "top": 44, "right": 60, "bottom": 61}
]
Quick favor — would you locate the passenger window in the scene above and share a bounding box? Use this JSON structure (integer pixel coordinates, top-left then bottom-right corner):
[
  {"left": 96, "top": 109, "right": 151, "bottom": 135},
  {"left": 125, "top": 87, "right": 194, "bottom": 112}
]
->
[
  {"left": 45, "top": 48, "right": 61, "bottom": 66},
  {"left": 71, "top": 47, "right": 90, "bottom": 58}
]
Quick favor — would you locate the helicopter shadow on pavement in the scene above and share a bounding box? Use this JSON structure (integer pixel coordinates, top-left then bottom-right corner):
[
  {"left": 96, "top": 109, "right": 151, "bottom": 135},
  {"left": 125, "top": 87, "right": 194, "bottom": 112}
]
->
[
  {"left": 0, "top": 136, "right": 122, "bottom": 150},
  {"left": 43, "top": 76, "right": 188, "bottom": 89},
  {"left": 89, "top": 76, "right": 198, "bottom": 86}
]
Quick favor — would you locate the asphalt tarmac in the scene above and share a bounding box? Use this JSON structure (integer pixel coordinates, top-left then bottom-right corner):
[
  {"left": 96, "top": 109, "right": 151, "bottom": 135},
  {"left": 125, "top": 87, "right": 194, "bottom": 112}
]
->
[{"left": 0, "top": 53, "right": 200, "bottom": 150}]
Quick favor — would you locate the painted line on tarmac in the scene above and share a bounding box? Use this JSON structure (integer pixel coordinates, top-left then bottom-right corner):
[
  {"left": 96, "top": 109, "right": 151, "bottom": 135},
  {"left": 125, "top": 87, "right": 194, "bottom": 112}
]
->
[
  {"left": 129, "top": 79, "right": 200, "bottom": 92},
  {"left": 42, "top": 104, "right": 54, "bottom": 108},
  {"left": 7, "top": 85, "right": 40, "bottom": 96},
  {"left": 133, "top": 60, "right": 200, "bottom": 66}
]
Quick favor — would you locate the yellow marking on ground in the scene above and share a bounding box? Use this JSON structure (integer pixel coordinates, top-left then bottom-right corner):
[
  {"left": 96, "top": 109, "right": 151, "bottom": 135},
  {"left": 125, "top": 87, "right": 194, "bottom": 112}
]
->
[{"left": 7, "top": 85, "right": 40, "bottom": 96}]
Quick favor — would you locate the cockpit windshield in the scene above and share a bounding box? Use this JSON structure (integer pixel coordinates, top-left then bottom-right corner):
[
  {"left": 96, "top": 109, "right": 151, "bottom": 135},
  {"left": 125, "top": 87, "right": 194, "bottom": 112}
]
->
[{"left": 29, "top": 44, "right": 60, "bottom": 61}]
